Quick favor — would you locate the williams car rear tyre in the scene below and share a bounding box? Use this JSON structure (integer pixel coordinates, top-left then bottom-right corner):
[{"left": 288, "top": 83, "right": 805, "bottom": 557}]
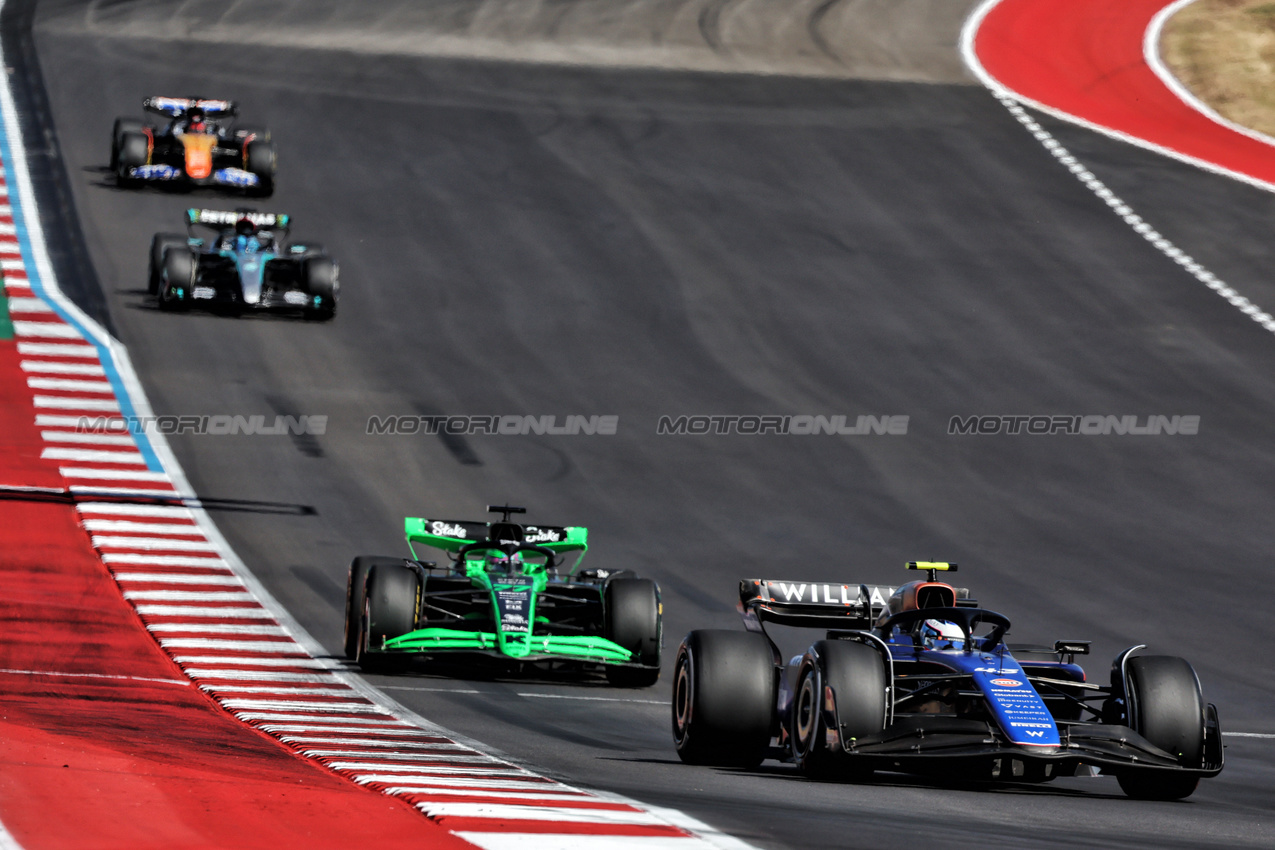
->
[
  {"left": 158, "top": 250, "right": 195, "bottom": 312},
  {"left": 302, "top": 257, "right": 338, "bottom": 321},
  {"left": 1116, "top": 655, "right": 1205, "bottom": 800},
  {"left": 148, "top": 233, "right": 187, "bottom": 295},
  {"left": 604, "top": 578, "right": 661, "bottom": 687},
  {"left": 357, "top": 561, "right": 421, "bottom": 673},
  {"left": 791, "top": 640, "right": 887, "bottom": 780},
  {"left": 672, "top": 630, "right": 775, "bottom": 767},
  {"left": 344, "top": 556, "right": 401, "bottom": 659}
]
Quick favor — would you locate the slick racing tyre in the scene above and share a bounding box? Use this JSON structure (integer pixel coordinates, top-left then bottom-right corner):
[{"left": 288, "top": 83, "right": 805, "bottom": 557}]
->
[
  {"left": 1116, "top": 655, "right": 1206, "bottom": 800},
  {"left": 344, "top": 556, "right": 402, "bottom": 659},
  {"left": 148, "top": 233, "right": 187, "bottom": 295},
  {"left": 603, "top": 578, "right": 661, "bottom": 687},
  {"left": 357, "top": 561, "right": 420, "bottom": 673},
  {"left": 791, "top": 640, "right": 887, "bottom": 780},
  {"left": 158, "top": 249, "right": 195, "bottom": 312},
  {"left": 116, "top": 131, "right": 149, "bottom": 187},
  {"left": 110, "top": 117, "right": 144, "bottom": 171},
  {"left": 302, "top": 257, "right": 338, "bottom": 321},
  {"left": 245, "top": 139, "right": 277, "bottom": 196},
  {"left": 672, "top": 630, "right": 775, "bottom": 767}
]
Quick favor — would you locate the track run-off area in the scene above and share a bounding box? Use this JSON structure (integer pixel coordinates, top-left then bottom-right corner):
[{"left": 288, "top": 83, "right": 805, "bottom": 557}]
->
[{"left": 4, "top": 0, "right": 1275, "bottom": 847}]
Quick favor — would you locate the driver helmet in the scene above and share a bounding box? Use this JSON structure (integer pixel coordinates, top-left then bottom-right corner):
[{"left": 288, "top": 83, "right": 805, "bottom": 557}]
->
[
  {"left": 919, "top": 618, "right": 965, "bottom": 650},
  {"left": 487, "top": 552, "right": 523, "bottom": 574},
  {"left": 187, "top": 108, "right": 206, "bottom": 133},
  {"left": 235, "top": 218, "right": 257, "bottom": 238}
]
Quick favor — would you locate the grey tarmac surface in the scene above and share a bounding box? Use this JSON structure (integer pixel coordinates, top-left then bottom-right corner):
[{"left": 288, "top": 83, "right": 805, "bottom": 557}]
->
[{"left": 29, "top": 1, "right": 1275, "bottom": 847}]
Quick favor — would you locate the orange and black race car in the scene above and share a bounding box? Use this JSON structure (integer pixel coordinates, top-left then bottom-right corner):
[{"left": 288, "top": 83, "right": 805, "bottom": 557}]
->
[{"left": 110, "top": 97, "right": 276, "bottom": 196}]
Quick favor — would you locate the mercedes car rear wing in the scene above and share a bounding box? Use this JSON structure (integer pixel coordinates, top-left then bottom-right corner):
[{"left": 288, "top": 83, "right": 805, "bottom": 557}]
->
[{"left": 738, "top": 579, "right": 976, "bottom": 631}]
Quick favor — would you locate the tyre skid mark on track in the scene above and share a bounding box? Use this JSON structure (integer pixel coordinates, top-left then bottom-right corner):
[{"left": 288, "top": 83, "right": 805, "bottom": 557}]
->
[{"left": 0, "top": 126, "right": 753, "bottom": 850}]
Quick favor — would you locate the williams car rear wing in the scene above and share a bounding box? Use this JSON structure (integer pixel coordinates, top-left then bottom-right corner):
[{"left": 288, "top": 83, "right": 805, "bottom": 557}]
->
[
  {"left": 740, "top": 580, "right": 896, "bottom": 630},
  {"left": 739, "top": 579, "right": 977, "bottom": 631}
]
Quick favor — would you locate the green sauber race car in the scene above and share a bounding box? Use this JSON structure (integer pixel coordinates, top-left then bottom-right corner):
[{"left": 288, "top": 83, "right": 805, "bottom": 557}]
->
[{"left": 343, "top": 505, "right": 662, "bottom": 687}]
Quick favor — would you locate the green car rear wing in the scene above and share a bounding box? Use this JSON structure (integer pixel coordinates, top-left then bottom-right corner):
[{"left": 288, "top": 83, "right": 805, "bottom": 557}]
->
[{"left": 404, "top": 517, "right": 590, "bottom": 572}]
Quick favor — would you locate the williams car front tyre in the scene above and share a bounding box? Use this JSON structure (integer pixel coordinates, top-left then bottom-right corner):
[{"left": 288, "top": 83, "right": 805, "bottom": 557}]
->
[
  {"left": 1116, "top": 655, "right": 1206, "bottom": 800},
  {"left": 791, "top": 640, "right": 887, "bottom": 780}
]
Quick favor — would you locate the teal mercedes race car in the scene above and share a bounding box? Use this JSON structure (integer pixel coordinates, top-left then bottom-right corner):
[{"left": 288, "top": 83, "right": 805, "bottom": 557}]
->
[{"left": 344, "top": 505, "right": 662, "bottom": 687}]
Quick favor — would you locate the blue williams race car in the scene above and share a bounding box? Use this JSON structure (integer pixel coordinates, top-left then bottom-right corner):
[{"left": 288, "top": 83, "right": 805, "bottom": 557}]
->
[
  {"left": 111, "top": 96, "right": 276, "bottom": 195},
  {"left": 672, "top": 562, "right": 1223, "bottom": 799},
  {"left": 149, "top": 209, "right": 337, "bottom": 320}
]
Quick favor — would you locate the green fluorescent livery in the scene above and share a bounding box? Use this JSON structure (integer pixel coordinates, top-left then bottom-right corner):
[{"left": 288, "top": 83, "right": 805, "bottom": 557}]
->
[{"left": 346, "top": 505, "right": 662, "bottom": 686}]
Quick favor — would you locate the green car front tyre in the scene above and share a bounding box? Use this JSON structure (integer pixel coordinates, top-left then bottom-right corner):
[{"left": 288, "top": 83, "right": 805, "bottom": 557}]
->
[{"left": 357, "top": 561, "right": 420, "bottom": 673}]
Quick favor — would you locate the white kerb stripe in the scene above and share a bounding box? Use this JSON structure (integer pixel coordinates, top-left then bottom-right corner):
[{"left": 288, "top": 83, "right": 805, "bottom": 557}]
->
[
  {"left": 284, "top": 738, "right": 467, "bottom": 749},
  {"left": 60, "top": 467, "right": 166, "bottom": 480},
  {"left": 369, "top": 777, "right": 571, "bottom": 791},
  {"left": 124, "top": 590, "right": 256, "bottom": 601},
  {"left": 181, "top": 671, "right": 336, "bottom": 683},
  {"left": 39, "top": 397, "right": 120, "bottom": 411},
  {"left": 78, "top": 503, "right": 195, "bottom": 518},
  {"left": 27, "top": 377, "right": 114, "bottom": 392},
  {"left": 233, "top": 712, "right": 406, "bottom": 722},
  {"left": 149, "top": 623, "right": 287, "bottom": 635},
  {"left": 41, "top": 431, "right": 136, "bottom": 446},
  {"left": 84, "top": 520, "right": 201, "bottom": 534},
  {"left": 258, "top": 724, "right": 435, "bottom": 735},
  {"left": 95, "top": 537, "right": 217, "bottom": 552},
  {"left": 21, "top": 359, "right": 104, "bottom": 374},
  {"left": 299, "top": 751, "right": 491, "bottom": 761},
  {"left": 174, "top": 658, "right": 331, "bottom": 668},
  {"left": 219, "top": 699, "right": 385, "bottom": 713},
  {"left": 201, "top": 685, "right": 352, "bottom": 695},
  {"left": 17, "top": 342, "right": 97, "bottom": 356},
  {"left": 132, "top": 605, "right": 270, "bottom": 618},
  {"left": 14, "top": 321, "right": 81, "bottom": 338},
  {"left": 114, "top": 573, "right": 241, "bottom": 585},
  {"left": 43, "top": 448, "right": 145, "bottom": 463},
  {"left": 452, "top": 835, "right": 713, "bottom": 850},
  {"left": 417, "top": 804, "right": 660, "bottom": 825},
  {"left": 104, "top": 555, "right": 228, "bottom": 567},
  {"left": 6, "top": 297, "right": 53, "bottom": 313},
  {"left": 329, "top": 764, "right": 526, "bottom": 775},
  {"left": 38, "top": 414, "right": 121, "bottom": 428},
  {"left": 160, "top": 639, "right": 304, "bottom": 652}
]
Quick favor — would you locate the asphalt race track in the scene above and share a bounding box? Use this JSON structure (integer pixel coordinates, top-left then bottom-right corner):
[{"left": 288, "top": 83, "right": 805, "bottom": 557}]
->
[{"left": 27, "top": 0, "right": 1275, "bottom": 846}]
